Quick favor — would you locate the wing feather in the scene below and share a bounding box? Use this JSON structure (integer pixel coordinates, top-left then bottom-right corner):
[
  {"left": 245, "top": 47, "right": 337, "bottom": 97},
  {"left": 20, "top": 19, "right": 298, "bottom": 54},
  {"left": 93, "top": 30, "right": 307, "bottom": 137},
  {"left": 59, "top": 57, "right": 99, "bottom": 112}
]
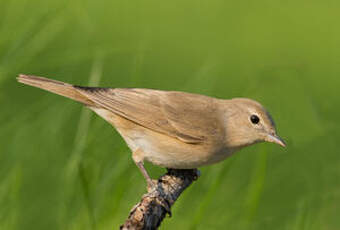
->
[{"left": 75, "top": 87, "right": 224, "bottom": 144}]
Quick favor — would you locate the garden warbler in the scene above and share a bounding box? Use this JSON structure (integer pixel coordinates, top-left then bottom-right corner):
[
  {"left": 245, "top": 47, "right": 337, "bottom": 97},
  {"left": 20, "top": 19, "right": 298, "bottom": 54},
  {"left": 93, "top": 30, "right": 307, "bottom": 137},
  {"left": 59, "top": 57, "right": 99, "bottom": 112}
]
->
[{"left": 18, "top": 74, "right": 285, "bottom": 188}]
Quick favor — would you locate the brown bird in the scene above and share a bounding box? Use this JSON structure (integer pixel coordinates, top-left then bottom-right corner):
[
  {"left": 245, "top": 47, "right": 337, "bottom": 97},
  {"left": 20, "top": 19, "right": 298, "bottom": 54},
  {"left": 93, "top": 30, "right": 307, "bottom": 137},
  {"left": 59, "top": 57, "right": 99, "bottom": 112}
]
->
[{"left": 17, "top": 74, "right": 285, "bottom": 188}]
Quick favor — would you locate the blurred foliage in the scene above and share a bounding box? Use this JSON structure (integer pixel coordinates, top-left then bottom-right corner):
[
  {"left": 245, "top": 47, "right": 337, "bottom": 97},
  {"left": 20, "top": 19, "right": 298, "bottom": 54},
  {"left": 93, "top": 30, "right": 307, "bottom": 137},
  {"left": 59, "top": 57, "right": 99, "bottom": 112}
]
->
[{"left": 0, "top": 0, "right": 340, "bottom": 229}]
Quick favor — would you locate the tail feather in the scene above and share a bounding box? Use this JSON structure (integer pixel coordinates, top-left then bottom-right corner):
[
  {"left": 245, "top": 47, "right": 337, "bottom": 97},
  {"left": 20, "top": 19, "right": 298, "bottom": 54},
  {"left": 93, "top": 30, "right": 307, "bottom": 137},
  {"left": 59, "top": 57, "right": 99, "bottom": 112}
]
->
[{"left": 17, "top": 74, "right": 95, "bottom": 106}]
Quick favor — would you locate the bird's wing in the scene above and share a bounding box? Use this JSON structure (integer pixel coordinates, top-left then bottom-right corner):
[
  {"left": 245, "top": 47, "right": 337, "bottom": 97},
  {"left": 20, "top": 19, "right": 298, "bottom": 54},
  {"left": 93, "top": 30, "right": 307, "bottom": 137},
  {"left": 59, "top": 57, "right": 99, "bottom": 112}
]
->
[{"left": 75, "top": 87, "right": 224, "bottom": 144}]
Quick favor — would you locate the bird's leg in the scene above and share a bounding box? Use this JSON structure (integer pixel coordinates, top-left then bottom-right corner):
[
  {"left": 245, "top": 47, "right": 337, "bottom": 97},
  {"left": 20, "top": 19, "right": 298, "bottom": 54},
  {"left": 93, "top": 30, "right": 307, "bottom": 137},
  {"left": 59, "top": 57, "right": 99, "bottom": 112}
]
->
[
  {"left": 132, "top": 149, "right": 172, "bottom": 215},
  {"left": 132, "top": 149, "right": 156, "bottom": 190}
]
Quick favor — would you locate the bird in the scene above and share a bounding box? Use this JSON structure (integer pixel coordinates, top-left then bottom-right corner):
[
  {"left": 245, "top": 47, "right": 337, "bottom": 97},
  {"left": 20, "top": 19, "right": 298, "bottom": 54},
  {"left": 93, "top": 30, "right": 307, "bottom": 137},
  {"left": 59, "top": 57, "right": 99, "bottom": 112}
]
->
[{"left": 17, "top": 74, "right": 285, "bottom": 189}]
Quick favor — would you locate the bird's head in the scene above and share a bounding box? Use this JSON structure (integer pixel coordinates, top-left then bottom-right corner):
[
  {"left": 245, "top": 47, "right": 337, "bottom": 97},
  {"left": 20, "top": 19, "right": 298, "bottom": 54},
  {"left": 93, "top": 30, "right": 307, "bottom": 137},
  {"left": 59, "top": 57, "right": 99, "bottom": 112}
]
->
[{"left": 222, "top": 98, "right": 285, "bottom": 149}]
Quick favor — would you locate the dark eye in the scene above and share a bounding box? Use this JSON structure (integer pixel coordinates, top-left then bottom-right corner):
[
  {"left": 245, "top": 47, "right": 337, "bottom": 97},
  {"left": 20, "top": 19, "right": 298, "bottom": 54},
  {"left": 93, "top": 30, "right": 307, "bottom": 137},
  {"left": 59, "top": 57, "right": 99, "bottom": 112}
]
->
[{"left": 250, "top": 115, "right": 260, "bottom": 124}]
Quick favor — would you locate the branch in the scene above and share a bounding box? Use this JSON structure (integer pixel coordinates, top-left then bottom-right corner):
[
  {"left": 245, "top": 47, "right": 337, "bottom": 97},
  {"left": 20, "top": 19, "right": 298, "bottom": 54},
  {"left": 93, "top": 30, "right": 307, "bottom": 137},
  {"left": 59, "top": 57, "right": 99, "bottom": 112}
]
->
[{"left": 120, "top": 169, "right": 200, "bottom": 230}]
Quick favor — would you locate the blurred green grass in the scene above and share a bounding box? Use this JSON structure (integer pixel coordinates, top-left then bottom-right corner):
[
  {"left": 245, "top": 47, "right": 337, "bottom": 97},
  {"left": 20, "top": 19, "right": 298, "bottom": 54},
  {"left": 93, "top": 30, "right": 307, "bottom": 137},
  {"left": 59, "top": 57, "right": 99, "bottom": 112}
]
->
[{"left": 1, "top": 0, "right": 340, "bottom": 229}]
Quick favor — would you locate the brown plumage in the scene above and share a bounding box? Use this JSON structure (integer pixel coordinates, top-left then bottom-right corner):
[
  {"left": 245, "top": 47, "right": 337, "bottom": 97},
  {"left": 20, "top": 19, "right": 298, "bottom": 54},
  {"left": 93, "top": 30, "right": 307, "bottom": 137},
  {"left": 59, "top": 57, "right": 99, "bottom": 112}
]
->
[{"left": 17, "top": 74, "right": 285, "bottom": 188}]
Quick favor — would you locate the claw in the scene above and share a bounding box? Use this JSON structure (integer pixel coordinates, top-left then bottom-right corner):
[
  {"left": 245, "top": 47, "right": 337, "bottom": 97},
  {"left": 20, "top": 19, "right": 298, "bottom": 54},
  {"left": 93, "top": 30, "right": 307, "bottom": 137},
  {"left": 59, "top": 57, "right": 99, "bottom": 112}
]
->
[
  {"left": 157, "top": 196, "right": 172, "bottom": 217},
  {"left": 144, "top": 180, "right": 172, "bottom": 217}
]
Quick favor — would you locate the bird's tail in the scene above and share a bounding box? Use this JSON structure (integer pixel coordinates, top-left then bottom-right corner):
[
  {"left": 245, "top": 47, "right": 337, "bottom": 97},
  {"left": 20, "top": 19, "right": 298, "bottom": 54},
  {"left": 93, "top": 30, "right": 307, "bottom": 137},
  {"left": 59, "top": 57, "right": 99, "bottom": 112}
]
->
[{"left": 17, "top": 74, "right": 94, "bottom": 105}]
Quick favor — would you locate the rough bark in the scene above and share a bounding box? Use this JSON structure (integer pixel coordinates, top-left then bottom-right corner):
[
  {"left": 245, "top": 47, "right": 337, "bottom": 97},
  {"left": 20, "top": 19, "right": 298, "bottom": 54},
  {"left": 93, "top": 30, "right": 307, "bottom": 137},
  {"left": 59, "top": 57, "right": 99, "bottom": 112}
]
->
[{"left": 120, "top": 169, "right": 200, "bottom": 230}]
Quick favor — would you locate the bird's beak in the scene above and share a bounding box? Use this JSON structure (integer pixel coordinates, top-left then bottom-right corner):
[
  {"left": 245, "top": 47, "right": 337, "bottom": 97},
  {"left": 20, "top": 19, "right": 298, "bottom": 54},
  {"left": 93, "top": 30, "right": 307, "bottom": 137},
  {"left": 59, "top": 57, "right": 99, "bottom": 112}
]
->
[{"left": 265, "top": 133, "right": 286, "bottom": 147}]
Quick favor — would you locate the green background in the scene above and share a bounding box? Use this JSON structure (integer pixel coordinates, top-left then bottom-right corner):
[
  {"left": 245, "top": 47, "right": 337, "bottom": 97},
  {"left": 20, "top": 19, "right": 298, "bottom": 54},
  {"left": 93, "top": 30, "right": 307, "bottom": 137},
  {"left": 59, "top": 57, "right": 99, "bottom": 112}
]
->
[{"left": 1, "top": 0, "right": 339, "bottom": 229}]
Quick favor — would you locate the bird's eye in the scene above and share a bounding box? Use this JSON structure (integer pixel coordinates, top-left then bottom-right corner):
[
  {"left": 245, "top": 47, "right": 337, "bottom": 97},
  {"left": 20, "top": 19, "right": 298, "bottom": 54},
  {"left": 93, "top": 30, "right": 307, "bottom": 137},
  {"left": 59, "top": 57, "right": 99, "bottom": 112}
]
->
[{"left": 250, "top": 115, "right": 260, "bottom": 124}]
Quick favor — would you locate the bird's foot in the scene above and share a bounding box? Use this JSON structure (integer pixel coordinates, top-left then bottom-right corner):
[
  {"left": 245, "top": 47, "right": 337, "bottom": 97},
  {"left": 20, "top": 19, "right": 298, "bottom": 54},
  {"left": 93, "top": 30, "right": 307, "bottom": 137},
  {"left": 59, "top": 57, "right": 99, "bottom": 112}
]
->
[
  {"left": 142, "top": 193, "right": 172, "bottom": 217},
  {"left": 144, "top": 179, "right": 172, "bottom": 216},
  {"left": 156, "top": 196, "right": 172, "bottom": 217}
]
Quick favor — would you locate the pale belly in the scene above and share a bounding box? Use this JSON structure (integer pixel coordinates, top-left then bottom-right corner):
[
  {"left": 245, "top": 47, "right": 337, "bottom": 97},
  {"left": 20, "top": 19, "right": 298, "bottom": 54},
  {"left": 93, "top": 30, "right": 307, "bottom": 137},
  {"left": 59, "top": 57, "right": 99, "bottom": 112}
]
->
[
  {"left": 122, "top": 128, "right": 235, "bottom": 168},
  {"left": 91, "top": 107, "right": 235, "bottom": 168}
]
